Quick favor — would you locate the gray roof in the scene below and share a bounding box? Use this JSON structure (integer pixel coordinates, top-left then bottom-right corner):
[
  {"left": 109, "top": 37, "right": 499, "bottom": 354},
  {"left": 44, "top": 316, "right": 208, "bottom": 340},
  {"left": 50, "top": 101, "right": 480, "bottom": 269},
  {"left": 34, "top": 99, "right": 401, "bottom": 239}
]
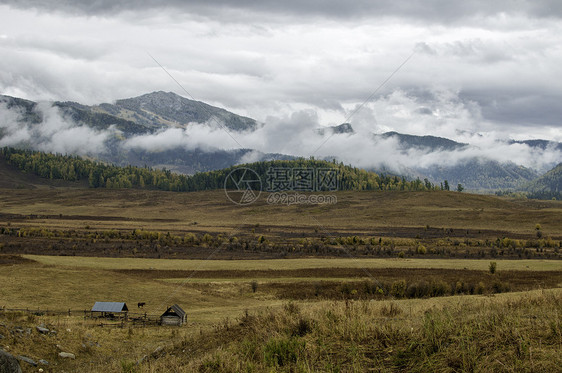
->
[
  {"left": 162, "top": 304, "right": 186, "bottom": 318},
  {"left": 91, "top": 302, "right": 128, "bottom": 313}
]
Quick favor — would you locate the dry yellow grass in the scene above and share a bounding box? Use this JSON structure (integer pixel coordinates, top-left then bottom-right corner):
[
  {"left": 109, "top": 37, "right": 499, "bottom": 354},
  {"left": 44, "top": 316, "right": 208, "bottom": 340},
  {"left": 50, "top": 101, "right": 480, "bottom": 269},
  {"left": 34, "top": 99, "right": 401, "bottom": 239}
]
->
[
  {"left": 1, "top": 189, "right": 561, "bottom": 235},
  {"left": 24, "top": 254, "right": 562, "bottom": 271}
]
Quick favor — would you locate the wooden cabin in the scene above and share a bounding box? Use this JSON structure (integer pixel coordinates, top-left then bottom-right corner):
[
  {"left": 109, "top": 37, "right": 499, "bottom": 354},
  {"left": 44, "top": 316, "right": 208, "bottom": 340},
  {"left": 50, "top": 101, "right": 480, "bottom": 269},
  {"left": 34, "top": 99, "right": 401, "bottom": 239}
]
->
[{"left": 160, "top": 304, "right": 186, "bottom": 326}]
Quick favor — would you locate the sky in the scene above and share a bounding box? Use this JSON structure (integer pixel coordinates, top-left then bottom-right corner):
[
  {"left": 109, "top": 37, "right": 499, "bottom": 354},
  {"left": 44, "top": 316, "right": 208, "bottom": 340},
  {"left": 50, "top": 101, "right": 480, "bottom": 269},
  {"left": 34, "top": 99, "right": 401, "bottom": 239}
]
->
[{"left": 0, "top": 0, "right": 561, "bottom": 157}]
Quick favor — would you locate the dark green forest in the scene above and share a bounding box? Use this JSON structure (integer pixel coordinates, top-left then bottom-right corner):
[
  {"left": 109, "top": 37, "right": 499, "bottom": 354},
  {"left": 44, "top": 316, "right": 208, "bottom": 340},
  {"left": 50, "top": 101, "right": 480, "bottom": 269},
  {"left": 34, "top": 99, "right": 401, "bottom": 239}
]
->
[{"left": 1, "top": 147, "right": 442, "bottom": 193}]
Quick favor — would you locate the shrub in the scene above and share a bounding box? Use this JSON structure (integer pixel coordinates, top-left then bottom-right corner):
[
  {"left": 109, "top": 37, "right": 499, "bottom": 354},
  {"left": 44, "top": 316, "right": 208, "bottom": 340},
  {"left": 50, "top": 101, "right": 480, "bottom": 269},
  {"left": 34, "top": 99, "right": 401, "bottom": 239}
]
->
[
  {"left": 263, "top": 337, "right": 305, "bottom": 368},
  {"left": 390, "top": 279, "right": 407, "bottom": 298},
  {"left": 292, "top": 318, "right": 312, "bottom": 337},
  {"left": 489, "top": 261, "right": 497, "bottom": 274},
  {"left": 476, "top": 282, "right": 486, "bottom": 294},
  {"left": 250, "top": 280, "right": 258, "bottom": 293},
  {"left": 491, "top": 281, "right": 510, "bottom": 293},
  {"left": 430, "top": 281, "right": 449, "bottom": 297}
]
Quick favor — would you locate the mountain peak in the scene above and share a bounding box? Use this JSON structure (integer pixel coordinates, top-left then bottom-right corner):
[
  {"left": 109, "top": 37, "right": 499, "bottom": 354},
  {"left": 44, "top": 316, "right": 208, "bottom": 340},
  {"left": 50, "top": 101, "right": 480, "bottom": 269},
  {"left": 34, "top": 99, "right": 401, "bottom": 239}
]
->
[
  {"left": 316, "top": 122, "right": 355, "bottom": 136},
  {"left": 377, "top": 131, "right": 467, "bottom": 151},
  {"left": 110, "top": 91, "right": 257, "bottom": 132}
]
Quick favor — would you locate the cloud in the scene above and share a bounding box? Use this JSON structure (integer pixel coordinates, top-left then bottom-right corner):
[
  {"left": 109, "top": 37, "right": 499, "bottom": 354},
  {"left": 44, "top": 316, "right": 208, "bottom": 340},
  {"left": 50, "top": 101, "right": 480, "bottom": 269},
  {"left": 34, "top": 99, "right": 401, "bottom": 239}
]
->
[
  {"left": 115, "top": 88, "right": 561, "bottom": 174},
  {"left": 3, "top": 0, "right": 562, "bottom": 23},
  {"left": 0, "top": 101, "right": 113, "bottom": 155},
  {"left": 0, "top": 1, "right": 561, "bottom": 145},
  {"left": 1, "top": 85, "right": 560, "bottom": 180}
]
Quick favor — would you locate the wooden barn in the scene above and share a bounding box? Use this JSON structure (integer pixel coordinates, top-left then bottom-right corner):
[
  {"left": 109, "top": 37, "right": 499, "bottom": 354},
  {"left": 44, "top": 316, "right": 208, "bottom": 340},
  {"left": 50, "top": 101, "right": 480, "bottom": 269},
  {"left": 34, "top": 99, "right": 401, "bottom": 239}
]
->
[
  {"left": 160, "top": 304, "right": 186, "bottom": 326},
  {"left": 91, "top": 302, "right": 129, "bottom": 319}
]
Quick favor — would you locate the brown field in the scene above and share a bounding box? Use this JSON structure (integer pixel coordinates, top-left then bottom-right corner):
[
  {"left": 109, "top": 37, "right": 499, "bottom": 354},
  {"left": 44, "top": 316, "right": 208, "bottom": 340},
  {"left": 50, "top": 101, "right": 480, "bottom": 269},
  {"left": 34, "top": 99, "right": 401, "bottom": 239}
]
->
[{"left": 0, "top": 187, "right": 561, "bottom": 371}]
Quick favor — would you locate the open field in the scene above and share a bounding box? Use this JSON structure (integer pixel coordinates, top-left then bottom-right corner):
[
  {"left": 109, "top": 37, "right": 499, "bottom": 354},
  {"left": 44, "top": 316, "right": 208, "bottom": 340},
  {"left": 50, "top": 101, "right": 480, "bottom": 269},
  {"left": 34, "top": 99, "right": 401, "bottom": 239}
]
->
[
  {"left": 1, "top": 284, "right": 561, "bottom": 372},
  {"left": 1, "top": 188, "right": 561, "bottom": 260},
  {"left": 1, "top": 187, "right": 561, "bottom": 371},
  {"left": 23, "top": 254, "right": 562, "bottom": 271},
  {"left": 0, "top": 188, "right": 561, "bottom": 235}
]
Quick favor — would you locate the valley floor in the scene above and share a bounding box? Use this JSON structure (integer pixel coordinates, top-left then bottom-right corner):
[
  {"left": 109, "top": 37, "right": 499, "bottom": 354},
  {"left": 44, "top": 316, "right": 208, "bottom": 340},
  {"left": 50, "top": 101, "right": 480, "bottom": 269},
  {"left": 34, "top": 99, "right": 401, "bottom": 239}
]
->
[{"left": 0, "top": 188, "right": 561, "bottom": 371}]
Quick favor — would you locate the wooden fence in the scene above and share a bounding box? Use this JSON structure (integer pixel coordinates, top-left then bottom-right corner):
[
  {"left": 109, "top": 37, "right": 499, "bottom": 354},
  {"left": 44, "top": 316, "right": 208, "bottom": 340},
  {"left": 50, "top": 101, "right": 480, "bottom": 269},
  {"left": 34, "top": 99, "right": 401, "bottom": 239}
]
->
[{"left": 0, "top": 306, "right": 161, "bottom": 327}]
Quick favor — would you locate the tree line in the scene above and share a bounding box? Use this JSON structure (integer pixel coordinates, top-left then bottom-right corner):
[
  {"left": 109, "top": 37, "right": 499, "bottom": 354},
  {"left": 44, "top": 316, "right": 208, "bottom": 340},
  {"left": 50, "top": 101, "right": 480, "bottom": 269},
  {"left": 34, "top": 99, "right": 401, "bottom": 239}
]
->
[{"left": 1, "top": 147, "right": 455, "bottom": 192}]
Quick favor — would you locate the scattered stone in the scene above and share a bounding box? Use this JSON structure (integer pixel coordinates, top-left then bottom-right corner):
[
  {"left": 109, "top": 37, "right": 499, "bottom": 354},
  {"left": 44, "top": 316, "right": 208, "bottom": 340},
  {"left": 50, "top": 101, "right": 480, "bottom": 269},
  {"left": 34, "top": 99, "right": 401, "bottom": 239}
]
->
[
  {"left": 35, "top": 326, "right": 49, "bottom": 334},
  {"left": 16, "top": 355, "right": 36, "bottom": 367},
  {"left": 0, "top": 349, "right": 22, "bottom": 373},
  {"left": 84, "top": 341, "right": 100, "bottom": 348},
  {"left": 152, "top": 346, "right": 164, "bottom": 356},
  {"left": 38, "top": 359, "right": 49, "bottom": 366},
  {"left": 58, "top": 352, "right": 75, "bottom": 359},
  {"left": 12, "top": 329, "right": 24, "bottom": 335}
]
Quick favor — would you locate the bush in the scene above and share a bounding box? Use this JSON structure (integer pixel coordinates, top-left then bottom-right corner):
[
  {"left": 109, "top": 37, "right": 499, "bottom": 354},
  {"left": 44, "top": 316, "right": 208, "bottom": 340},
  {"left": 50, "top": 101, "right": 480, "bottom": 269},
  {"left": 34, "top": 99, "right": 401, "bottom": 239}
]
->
[
  {"left": 391, "top": 279, "right": 407, "bottom": 298},
  {"left": 491, "top": 281, "right": 510, "bottom": 293},
  {"left": 476, "top": 282, "right": 486, "bottom": 294},
  {"left": 489, "top": 261, "right": 497, "bottom": 274},
  {"left": 250, "top": 280, "right": 258, "bottom": 293},
  {"left": 292, "top": 318, "right": 312, "bottom": 337},
  {"left": 263, "top": 337, "right": 305, "bottom": 367}
]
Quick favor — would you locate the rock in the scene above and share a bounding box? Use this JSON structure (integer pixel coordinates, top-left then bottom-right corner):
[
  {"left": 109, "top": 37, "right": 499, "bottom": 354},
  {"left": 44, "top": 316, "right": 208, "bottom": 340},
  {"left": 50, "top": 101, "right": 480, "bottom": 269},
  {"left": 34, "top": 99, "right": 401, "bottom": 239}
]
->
[
  {"left": 84, "top": 341, "right": 100, "bottom": 348},
  {"left": 0, "top": 349, "right": 22, "bottom": 373},
  {"left": 35, "top": 326, "right": 49, "bottom": 334},
  {"left": 16, "top": 355, "right": 36, "bottom": 367},
  {"left": 38, "top": 359, "right": 49, "bottom": 366},
  {"left": 58, "top": 352, "right": 75, "bottom": 359},
  {"left": 151, "top": 346, "right": 164, "bottom": 358}
]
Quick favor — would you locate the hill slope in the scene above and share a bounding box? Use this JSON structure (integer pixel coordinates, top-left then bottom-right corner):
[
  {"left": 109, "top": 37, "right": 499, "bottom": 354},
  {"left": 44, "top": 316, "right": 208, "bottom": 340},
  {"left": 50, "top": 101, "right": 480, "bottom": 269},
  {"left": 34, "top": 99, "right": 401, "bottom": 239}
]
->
[
  {"left": 0, "top": 147, "right": 437, "bottom": 192},
  {"left": 0, "top": 153, "right": 84, "bottom": 189},
  {"left": 525, "top": 163, "right": 562, "bottom": 199}
]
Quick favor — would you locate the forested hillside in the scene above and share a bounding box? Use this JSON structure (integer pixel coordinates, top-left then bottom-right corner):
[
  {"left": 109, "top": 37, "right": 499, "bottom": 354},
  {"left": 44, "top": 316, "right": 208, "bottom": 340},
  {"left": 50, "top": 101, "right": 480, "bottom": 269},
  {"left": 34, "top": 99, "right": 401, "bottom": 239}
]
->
[
  {"left": 0, "top": 147, "right": 442, "bottom": 193},
  {"left": 525, "top": 163, "right": 562, "bottom": 199}
]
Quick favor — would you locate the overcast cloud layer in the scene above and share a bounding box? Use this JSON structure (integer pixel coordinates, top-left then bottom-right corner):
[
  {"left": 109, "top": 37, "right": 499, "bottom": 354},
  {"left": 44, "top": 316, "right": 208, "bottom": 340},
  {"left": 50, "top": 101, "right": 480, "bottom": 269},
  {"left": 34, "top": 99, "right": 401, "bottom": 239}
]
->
[{"left": 0, "top": 0, "right": 561, "bottom": 150}]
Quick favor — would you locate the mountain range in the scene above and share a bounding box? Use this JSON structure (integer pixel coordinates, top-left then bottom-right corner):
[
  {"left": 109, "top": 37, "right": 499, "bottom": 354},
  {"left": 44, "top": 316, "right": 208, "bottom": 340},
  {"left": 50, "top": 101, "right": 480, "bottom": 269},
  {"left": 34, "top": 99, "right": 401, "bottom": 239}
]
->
[{"left": 1, "top": 91, "right": 560, "bottom": 195}]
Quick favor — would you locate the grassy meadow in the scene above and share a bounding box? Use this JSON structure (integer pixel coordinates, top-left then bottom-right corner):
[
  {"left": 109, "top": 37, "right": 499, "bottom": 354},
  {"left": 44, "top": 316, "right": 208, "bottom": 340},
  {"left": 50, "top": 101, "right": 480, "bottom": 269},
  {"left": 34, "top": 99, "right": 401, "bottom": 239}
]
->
[{"left": 0, "top": 187, "right": 561, "bottom": 371}]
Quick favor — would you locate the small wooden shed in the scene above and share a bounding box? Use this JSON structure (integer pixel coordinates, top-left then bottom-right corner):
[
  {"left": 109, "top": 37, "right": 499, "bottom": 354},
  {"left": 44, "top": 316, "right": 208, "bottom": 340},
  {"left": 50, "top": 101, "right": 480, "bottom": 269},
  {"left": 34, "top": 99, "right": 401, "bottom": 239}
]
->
[
  {"left": 91, "top": 302, "right": 129, "bottom": 319},
  {"left": 160, "top": 304, "right": 186, "bottom": 326}
]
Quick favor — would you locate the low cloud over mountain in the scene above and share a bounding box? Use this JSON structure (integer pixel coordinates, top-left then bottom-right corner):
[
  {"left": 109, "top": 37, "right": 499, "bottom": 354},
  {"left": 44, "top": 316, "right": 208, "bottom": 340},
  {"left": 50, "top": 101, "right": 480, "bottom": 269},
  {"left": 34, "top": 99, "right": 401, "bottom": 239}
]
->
[{"left": 1, "top": 91, "right": 560, "bottom": 190}]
